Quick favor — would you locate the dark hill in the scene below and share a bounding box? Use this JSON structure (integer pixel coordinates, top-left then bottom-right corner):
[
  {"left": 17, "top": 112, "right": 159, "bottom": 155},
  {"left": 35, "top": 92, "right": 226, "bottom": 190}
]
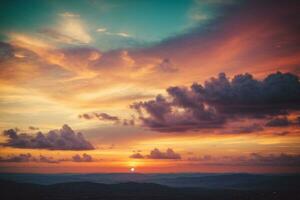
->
[{"left": 1, "top": 179, "right": 299, "bottom": 200}]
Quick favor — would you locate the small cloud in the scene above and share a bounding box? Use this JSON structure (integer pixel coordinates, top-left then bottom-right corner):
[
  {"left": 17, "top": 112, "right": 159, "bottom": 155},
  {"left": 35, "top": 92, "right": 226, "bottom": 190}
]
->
[
  {"left": 147, "top": 148, "right": 181, "bottom": 159},
  {"left": 38, "top": 155, "right": 60, "bottom": 163},
  {"left": 96, "top": 28, "right": 107, "bottom": 32},
  {"left": 79, "top": 112, "right": 135, "bottom": 126},
  {"left": 123, "top": 119, "right": 135, "bottom": 126},
  {"left": 96, "top": 28, "right": 131, "bottom": 38},
  {"left": 157, "top": 58, "right": 178, "bottom": 72},
  {"left": 79, "top": 112, "right": 120, "bottom": 122},
  {"left": 115, "top": 32, "right": 131, "bottom": 38},
  {"left": 130, "top": 148, "right": 181, "bottom": 160},
  {"left": 28, "top": 126, "right": 39, "bottom": 131},
  {"left": 130, "top": 153, "right": 144, "bottom": 159},
  {"left": 223, "top": 123, "right": 264, "bottom": 134},
  {"left": 72, "top": 153, "right": 93, "bottom": 162},
  {"left": 13, "top": 53, "right": 26, "bottom": 58},
  {"left": 266, "top": 116, "right": 291, "bottom": 127}
]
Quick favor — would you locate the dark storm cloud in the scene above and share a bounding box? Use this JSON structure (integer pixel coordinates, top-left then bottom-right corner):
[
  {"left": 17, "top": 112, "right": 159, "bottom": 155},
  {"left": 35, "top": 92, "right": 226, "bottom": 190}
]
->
[
  {"left": 131, "top": 72, "right": 300, "bottom": 132},
  {"left": 72, "top": 153, "right": 93, "bottom": 162},
  {"left": 193, "top": 72, "right": 300, "bottom": 115},
  {"left": 131, "top": 94, "right": 224, "bottom": 132},
  {"left": 2, "top": 124, "right": 94, "bottom": 150},
  {"left": 130, "top": 148, "right": 181, "bottom": 160}
]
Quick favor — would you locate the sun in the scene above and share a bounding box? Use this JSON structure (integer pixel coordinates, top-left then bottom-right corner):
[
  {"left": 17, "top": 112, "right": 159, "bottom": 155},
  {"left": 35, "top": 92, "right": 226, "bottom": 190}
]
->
[{"left": 130, "top": 167, "right": 135, "bottom": 172}]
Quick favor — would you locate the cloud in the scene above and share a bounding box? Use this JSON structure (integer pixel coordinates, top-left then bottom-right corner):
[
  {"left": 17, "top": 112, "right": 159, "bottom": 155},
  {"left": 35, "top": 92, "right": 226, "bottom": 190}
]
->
[
  {"left": 39, "top": 28, "right": 87, "bottom": 44},
  {"left": 131, "top": 90, "right": 225, "bottom": 132},
  {"left": 248, "top": 153, "right": 300, "bottom": 166},
  {"left": 130, "top": 148, "right": 181, "bottom": 160},
  {"left": 156, "top": 58, "right": 178, "bottom": 72},
  {"left": 266, "top": 117, "right": 291, "bottom": 127},
  {"left": 188, "top": 153, "right": 300, "bottom": 166},
  {"left": 95, "top": 27, "right": 131, "bottom": 38},
  {"left": 2, "top": 124, "right": 94, "bottom": 150},
  {"left": 147, "top": 148, "right": 181, "bottom": 159},
  {"left": 193, "top": 72, "right": 300, "bottom": 115},
  {"left": 0, "top": 154, "right": 62, "bottom": 163},
  {"left": 79, "top": 112, "right": 136, "bottom": 126},
  {"left": 0, "top": 153, "right": 32, "bottom": 162},
  {"left": 79, "top": 112, "right": 120, "bottom": 122},
  {"left": 236, "top": 123, "right": 264, "bottom": 133},
  {"left": 38, "top": 155, "right": 61, "bottom": 163},
  {"left": 131, "top": 72, "right": 300, "bottom": 132},
  {"left": 122, "top": 119, "right": 135, "bottom": 126},
  {"left": 72, "top": 153, "right": 93, "bottom": 162},
  {"left": 28, "top": 126, "right": 39, "bottom": 130},
  {"left": 96, "top": 28, "right": 107, "bottom": 32},
  {"left": 129, "top": 152, "right": 144, "bottom": 159},
  {"left": 40, "top": 14, "right": 91, "bottom": 44},
  {"left": 115, "top": 32, "right": 131, "bottom": 38},
  {"left": 0, "top": 153, "right": 96, "bottom": 163}
]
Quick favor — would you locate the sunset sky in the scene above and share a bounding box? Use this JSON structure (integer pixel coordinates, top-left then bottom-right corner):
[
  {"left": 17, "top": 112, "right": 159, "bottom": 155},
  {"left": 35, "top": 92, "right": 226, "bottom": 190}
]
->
[{"left": 0, "top": 0, "right": 300, "bottom": 173}]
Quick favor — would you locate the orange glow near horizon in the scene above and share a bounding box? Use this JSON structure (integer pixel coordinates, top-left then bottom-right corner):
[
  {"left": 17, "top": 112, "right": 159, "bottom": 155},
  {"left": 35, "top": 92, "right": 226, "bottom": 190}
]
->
[{"left": 1, "top": 0, "right": 300, "bottom": 174}]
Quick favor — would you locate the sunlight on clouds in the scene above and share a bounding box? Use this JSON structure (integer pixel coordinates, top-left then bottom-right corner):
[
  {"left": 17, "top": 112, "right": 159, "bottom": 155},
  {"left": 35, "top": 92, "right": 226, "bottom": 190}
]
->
[
  {"left": 59, "top": 17, "right": 91, "bottom": 44},
  {"left": 0, "top": 0, "right": 300, "bottom": 174}
]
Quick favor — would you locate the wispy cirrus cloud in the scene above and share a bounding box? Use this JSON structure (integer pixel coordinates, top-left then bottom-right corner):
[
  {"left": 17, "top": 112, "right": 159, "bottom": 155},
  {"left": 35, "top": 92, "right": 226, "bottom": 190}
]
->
[
  {"left": 96, "top": 27, "right": 131, "bottom": 38},
  {"left": 39, "top": 12, "right": 91, "bottom": 44}
]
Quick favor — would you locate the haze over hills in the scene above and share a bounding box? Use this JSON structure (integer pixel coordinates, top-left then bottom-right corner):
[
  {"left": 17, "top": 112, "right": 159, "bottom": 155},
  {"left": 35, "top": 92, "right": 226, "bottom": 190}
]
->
[
  {"left": 1, "top": 173, "right": 299, "bottom": 190},
  {"left": 1, "top": 179, "right": 300, "bottom": 200}
]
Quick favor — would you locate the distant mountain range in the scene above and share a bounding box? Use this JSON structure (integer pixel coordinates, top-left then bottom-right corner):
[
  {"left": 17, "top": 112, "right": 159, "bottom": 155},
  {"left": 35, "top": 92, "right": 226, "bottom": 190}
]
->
[
  {"left": 0, "top": 173, "right": 299, "bottom": 190},
  {"left": 1, "top": 179, "right": 300, "bottom": 200}
]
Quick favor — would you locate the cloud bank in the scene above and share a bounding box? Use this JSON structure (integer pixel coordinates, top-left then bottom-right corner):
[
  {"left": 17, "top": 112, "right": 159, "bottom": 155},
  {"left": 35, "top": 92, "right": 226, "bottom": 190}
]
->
[
  {"left": 131, "top": 72, "right": 300, "bottom": 132},
  {"left": 188, "top": 153, "right": 300, "bottom": 166},
  {"left": 2, "top": 124, "right": 94, "bottom": 150}
]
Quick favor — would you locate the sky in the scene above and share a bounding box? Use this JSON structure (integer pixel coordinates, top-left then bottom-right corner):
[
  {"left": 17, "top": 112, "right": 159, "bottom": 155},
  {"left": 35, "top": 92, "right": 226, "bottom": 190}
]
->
[{"left": 0, "top": 0, "right": 300, "bottom": 173}]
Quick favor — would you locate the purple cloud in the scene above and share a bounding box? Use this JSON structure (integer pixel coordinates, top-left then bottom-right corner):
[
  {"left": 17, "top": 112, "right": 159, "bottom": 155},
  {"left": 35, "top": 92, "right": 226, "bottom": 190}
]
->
[{"left": 2, "top": 124, "right": 94, "bottom": 150}]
